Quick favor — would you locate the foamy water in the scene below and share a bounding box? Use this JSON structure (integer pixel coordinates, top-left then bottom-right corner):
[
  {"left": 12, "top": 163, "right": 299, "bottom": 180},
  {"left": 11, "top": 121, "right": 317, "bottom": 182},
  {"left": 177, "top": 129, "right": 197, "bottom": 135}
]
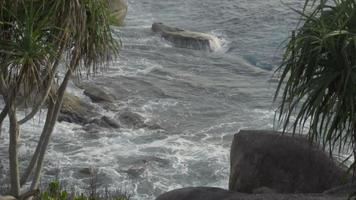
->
[{"left": 0, "top": 0, "right": 306, "bottom": 199}]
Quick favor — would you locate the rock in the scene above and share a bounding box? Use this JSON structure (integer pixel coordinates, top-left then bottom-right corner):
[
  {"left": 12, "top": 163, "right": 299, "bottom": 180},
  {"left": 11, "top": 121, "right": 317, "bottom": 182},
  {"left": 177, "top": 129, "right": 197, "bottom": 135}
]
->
[
  {"left": 0, "top": 196, "right": 16, "bottom": 200},
  {"left": 118, "top": 111, "right": 146, "bottom": 129},
  {"left": 117, "top": 111, "right": 162, "bottom": 130},
  {"left": 79, "top": 167, "right": 96, "bottom": 176},
  {"left": 108, "top": 0, "right": 127, "bottom": 26},
  {"left": 88, "top": 116, "right": 120, "bottom": 129},
  {"left": 252, "top": 187, "right": 276, "bottom": 194},
  {"left": 59, "top": 92, "right": 97, "bottom": 124},
  {"left": 155, "top": 187, "right": 346, "bottom": 200},
  {"left": 123, "top": 166, "right": 146, "bottom": 178},
  {"left": 152, "top": 22, "right": 221, "bottom": 52},
  {"left": 82, "top": 84, "right": 116, "bottom": 103},
  {"left": 229, "top": 130, "right": 348, "bottom": 194},
  {"left": 82, "top": 123, "right": 101, "bottom": 134},
  {"left": 101, "top": 116, "right": 120, "bottom": 128},
  {"left": 323, "top": 182, "right": 356, "bottom": 196},
  {"left": 156, "top": 187, "right": 233, "bottom": 200}
]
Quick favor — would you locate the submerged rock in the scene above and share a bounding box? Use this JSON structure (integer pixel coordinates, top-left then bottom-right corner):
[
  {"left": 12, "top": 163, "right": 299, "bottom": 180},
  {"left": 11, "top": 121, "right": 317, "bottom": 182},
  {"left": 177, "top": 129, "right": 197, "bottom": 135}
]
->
[
  {"left": 155, "top": 187, "right": 346, "bottom": 200},
  {"left": 229, "top": 130, "right": 348, "bottom": 194},
  {"left": 118, "top": 111, "right": 162, "bottom": 130},
  {"left": 118, "top": 111, "right": 146, "bottom": 129},
  {"left": 152, "top": 22, "right": 221, "bottom": 52}
]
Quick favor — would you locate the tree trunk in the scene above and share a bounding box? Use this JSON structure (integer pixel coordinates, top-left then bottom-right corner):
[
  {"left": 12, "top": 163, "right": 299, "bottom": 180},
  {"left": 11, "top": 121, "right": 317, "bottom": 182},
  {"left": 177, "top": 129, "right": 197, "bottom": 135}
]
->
[
  {"left": 20, "top": 100, "right": 55, "bottom": 186},
  {"left": 8, "top": 99, "right": 20, "bottom": 197},
  {"left": 30, "top": 69, "right": 73, "bottom": 190}
]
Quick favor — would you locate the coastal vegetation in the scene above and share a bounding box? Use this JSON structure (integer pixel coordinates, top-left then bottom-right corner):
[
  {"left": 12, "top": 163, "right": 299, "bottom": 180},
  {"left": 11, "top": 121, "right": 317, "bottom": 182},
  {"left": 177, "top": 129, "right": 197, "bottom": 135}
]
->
[
  {"left": 275, "top": 0, "right": 356, "bottom": 174},
  {"left": 0, "top": 0, "right": 120, "bottom": 198}
]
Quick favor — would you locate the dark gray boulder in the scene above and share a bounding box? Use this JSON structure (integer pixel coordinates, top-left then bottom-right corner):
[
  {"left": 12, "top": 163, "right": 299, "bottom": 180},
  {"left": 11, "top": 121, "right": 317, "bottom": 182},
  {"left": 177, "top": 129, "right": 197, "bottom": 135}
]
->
[
  {"left": 155, "top": 187, "right": 346, "bottom": 200},
  {"left": 152, "top": 22, "right": 221, "bottom": 52},
  {"left": 229, "top": 130, "right": 348, "bottom": 194}
]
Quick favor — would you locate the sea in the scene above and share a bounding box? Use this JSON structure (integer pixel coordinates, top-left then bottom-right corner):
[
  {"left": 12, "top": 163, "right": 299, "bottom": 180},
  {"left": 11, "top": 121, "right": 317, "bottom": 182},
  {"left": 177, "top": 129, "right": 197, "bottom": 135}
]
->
[{"left": 0, "top": 0, "right": 305, "bottom": 199}]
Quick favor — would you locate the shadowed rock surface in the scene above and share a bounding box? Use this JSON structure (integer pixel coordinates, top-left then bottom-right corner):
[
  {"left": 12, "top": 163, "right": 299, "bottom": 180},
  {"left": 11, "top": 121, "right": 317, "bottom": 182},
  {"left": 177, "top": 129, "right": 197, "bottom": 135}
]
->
[
  {"left": 229, "top": 130, "right": 348, "bottom": 193},
  {"left": 155, "top": 187, "right": 346, "bottom": 200},
  {"left": 152, "top": 22, "right": 221, "bottom": 52}
]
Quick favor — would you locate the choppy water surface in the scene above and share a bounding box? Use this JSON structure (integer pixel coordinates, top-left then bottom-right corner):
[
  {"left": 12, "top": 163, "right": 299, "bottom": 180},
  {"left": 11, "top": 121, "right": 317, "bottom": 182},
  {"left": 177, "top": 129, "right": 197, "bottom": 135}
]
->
[{"left": 0, "top": 0, "right": 304, "bottom": 199}]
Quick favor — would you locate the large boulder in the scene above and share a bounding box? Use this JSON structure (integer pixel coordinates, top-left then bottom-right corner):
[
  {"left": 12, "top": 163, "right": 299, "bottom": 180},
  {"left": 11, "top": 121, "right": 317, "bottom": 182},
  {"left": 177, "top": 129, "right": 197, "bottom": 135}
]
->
[
  {"left": 108, "top": 0, "right": 127, "bottom": 26},
  {"left": 60, "top": 92, "right": 120, "bottom": 130},
  {"left": 229, "top": 130, "right": 348, "bottom": 194},
  {"left": 155, "top": 187, "right": 345, "bottom": 200},
  {"left": 59, "top": 92, "right": 97, "bottom": 124},
  {"left": 152, "top": 22, "right": 221, "bottom": 52}
]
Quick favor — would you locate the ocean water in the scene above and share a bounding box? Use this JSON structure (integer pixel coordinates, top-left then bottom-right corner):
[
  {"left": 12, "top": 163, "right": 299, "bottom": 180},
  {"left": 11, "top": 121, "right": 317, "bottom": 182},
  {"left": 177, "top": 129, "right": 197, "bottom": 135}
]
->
[{"left": 0, "top": 0, "right": 304, "bottom": 199}]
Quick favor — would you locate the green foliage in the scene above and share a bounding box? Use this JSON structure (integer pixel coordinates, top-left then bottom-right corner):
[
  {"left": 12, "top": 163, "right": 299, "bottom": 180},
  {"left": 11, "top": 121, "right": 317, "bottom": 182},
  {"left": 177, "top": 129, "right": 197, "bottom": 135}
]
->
[
  {"left": 0, "top": 0, "right": 121, "bottom": 196},
  {"left": 40, "top": 181, "right": 68, "bottom": 200},
  {"left": 275, "top": 0, "right": 356, "bottom": 165},
  {"left": 36, "top": 181, "right": 130, "bottom": 200},
  {"left": 0, "top": 0, "right": 120, "bottom": 101}
]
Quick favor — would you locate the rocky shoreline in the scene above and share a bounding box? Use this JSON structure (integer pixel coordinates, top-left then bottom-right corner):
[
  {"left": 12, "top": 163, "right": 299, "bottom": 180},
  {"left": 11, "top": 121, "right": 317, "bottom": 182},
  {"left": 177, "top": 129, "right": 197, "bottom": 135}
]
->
[{"left": 155, "top": 130, "right": 354, "bottom": 200}]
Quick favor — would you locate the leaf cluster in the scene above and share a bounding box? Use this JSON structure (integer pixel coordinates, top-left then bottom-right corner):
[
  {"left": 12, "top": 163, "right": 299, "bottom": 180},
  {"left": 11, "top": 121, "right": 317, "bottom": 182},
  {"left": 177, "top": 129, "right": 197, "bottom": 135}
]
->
[
  {"left": 275, "top": 0, "right": 356, "bottom": 156},
  {"left": 0, "top": 0, "right": 120, "bottom": 104}
]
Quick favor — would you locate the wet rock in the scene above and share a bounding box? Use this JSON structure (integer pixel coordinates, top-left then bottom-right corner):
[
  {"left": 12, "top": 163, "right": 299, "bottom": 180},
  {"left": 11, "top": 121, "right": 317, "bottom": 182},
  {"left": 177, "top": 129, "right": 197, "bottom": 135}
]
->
[
  {"left": 82, "top": 123, "right": 101, "bottom": 135},
  {"left": 118, "top": 111, "right": 146, "bottom": 129},
  {"left": 155, "top": 187, "right": 347, "bottom": 200},
  {"left": 119, "top": 156, "right": 170, "bottom": 178},
  {"left": 82, "top": 84, "right": 116, "bottom": 103},
  {"left": 89, "top": 116, "right": 120, "bottom": 129},
  {"left": 123, "top": 166, "right": 146, "bottom": 178},
  {"left": 118, "top": 111, "right": 162, "bottom": 130},
  {"left": 108, "top": 0, "right": 127, "bottom": 26},
  {"left": 146, "top": 123, "right": 163, "bottom": 130},
  {"left": 79, "top": 167, "right": 96, "bottom": 176},
  {"left": 252, "top": 187, "right": 276, "bottom": 194},
  {"left": 59, "top": 92, "right": 97, "bottom": 124},
  {"left": 229, "top": 130, "right": 348, "bottom": 194},
  {"left": 101, "top": 116, "right": 120, "bottom": 128},
  {"left": 152, "top": 22, "right": 221, "bottom": 52}
]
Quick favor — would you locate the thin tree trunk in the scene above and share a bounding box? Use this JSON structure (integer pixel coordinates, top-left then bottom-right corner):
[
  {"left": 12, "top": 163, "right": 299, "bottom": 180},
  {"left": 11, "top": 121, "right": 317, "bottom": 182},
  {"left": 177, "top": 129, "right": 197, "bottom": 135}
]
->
[
  {"left": 8, "top": 98, "right": 20, "bottom": 197},
  {"left": 20, "top": 100, "right": 55, "bottom": 186},
  {"left": 0, "top": 104, "right": 9, "bottom": 138},
  {"left": 30, "top": 68, "right": 73, "bottom": 190},
  {"left": 19, "top": 39, "right": 67, "bottom": 186}
]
